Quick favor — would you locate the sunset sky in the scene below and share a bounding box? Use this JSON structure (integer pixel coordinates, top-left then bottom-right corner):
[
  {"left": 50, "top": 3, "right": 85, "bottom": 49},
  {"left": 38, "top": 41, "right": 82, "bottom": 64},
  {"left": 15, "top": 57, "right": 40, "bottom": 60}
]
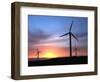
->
[{"left": 28, "top": 15, "right": 88, "bottom": 60}]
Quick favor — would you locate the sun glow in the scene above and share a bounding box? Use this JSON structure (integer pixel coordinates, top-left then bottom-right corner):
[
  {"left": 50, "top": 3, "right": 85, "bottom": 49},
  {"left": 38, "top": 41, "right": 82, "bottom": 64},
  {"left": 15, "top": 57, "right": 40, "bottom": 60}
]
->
[
  {"left": 28, "top": 46, "right": 69, "bottom": 59},
  {"left": 42, "top": 51, "right": 58, "bottom": 58}
]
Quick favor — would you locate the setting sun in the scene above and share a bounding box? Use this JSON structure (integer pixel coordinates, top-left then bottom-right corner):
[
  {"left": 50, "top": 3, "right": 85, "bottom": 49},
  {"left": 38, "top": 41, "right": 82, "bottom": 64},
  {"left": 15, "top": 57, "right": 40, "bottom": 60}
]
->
[
  {"left": 28, "top": 46, "right": 69, "bottom": 59},
  {"left": 42, "top": 51, "right": 57, "bottom": 58}
]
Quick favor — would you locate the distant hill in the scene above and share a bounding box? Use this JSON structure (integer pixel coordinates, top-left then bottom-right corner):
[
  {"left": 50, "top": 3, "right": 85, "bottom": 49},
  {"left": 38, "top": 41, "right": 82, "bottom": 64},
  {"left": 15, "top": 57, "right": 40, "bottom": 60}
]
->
[{"left": 28, "top": 56, "right": 88, "bottom": 66}]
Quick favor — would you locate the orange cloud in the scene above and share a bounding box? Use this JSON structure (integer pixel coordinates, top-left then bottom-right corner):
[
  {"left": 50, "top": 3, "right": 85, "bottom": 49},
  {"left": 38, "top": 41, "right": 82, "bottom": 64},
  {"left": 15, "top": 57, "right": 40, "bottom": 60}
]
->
[
  {"left": 28, "top": 46, "right": 87, "bottom": 59},
  {"left": 28, "top": 46, "right": 69, "bottom": 59}
]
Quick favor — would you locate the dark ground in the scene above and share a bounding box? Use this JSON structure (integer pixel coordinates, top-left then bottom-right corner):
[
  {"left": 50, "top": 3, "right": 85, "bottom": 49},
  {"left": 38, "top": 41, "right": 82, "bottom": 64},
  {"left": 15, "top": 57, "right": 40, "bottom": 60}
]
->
[{"left": 28, "top": 56, "right": 88, "bottom": 66}]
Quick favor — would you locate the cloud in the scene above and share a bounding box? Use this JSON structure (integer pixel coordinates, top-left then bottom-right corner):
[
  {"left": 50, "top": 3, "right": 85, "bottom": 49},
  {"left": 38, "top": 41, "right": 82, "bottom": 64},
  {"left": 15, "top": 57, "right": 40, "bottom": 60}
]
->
[
  {"left": 28, "top": 29, "right": 87, "bottom": 49},
  {"left": 39, "top": 35, "right": 69, "bottom": 44},
  {"left": 75, "top": 32, "right": 87, "bottom": 38},
  {"left": 28, "top": 28, "right": 51, "bottom": 44}
]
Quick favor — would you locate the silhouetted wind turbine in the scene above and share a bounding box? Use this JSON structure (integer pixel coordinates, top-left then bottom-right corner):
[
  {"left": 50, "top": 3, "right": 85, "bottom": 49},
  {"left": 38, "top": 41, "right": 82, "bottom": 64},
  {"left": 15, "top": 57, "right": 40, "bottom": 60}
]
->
[
  {"left": 60, "top": 21, "right": 78, "bottom": 57},
  {"left": 74, "top": 42, "right": 78, "bottom": 56},
  {"left": 36, "top": 48, "right": 41, "bottom": 60}
]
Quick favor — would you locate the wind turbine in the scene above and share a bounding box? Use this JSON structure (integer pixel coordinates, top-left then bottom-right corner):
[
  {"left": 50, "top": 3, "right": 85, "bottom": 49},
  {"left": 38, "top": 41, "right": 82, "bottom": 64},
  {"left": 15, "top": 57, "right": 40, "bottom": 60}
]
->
[
  {"left": 35, "top": 48, "right": 41, "bottom": 60},
  {"left": 74, "top": 42, "right": 78, "bottom": 56},
  {"left": 60, "top": 21, "right": 78, "bottom": 57}
]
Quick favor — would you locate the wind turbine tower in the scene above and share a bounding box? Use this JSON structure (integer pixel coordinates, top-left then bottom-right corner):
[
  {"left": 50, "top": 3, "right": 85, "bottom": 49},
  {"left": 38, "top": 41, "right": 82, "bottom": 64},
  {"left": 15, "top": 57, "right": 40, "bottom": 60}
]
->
[{"left": 60, "top": 21, "right": 78, "bottom": 57}]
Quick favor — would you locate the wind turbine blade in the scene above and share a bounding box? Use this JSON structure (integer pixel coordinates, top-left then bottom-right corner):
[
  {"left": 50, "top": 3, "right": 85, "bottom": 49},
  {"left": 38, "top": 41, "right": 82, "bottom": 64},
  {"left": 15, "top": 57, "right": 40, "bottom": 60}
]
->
[
  {"left": 59, "top": 33, "right": 69, "bottom": 37},
  {"left": 69, "top": 21, "right": 74, "bottom": 32},
  {"left": 71, "top": 33, "right": 79, "bottom": 41}
]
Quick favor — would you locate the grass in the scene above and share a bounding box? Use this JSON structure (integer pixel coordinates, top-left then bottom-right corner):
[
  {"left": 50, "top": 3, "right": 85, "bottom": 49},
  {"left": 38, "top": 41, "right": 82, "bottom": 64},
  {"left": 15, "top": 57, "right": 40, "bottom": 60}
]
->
[{"left": 28, "top": 56, "right": 88, "bottom": 66}]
